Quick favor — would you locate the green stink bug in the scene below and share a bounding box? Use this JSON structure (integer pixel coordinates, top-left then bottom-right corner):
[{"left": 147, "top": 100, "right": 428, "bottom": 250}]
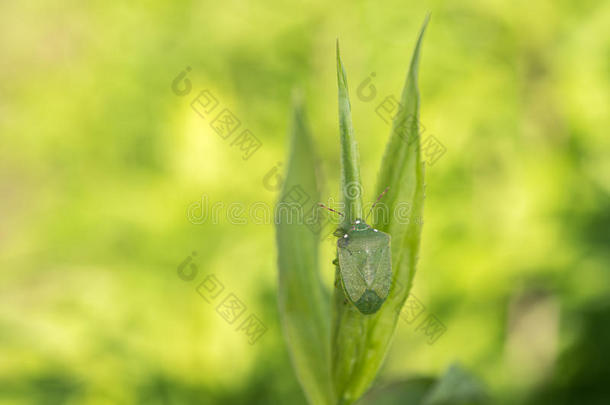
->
[
  {"left": 337, "top": 219, "right": 391, "bottom": 314},
  {"left": 321, "top": 188, "right": 392, "bottom": 315}
]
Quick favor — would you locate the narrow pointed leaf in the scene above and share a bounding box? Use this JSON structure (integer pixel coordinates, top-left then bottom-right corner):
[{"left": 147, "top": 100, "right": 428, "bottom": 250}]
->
[
  {"left": 336, "top": 41, "right": 364, "bottom": 227},
  {"left": 332, "top": 16, "right": 430, "bottom": 404},
  {"left": 276, "top": 97, "right": 334, "bottom": 405},
  {"left": 421, "top": 364, "right": 489, "bottom": 405}
]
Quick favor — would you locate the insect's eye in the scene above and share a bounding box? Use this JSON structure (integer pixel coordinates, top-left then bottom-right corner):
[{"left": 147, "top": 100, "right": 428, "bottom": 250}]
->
[{"left": 333, "top": 228, "right": 346, "bottom": 238}]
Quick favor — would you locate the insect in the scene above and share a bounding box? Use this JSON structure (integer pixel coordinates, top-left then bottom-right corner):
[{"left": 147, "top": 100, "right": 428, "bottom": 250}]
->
[{"left": 320, "top": 187, "right": 391, "bottom": 315}]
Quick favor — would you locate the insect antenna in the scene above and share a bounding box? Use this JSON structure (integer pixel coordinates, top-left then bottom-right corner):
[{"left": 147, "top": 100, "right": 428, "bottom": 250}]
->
[
  {"left": 365, "top": 186, "right": 390, "bottom": 221},
  {"left": 318, "top": 203, "right": 344, "bottom": 217}
]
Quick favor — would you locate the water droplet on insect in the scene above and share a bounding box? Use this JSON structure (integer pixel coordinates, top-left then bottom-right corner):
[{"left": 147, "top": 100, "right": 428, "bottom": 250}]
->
[{"left": 343, "top": 234, "right": 348, "bottom": 238}]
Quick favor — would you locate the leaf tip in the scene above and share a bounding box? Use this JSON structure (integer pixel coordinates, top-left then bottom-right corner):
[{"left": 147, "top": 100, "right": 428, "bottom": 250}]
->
[
  {"left": 336, "top": 39, "right": 342, "bottom": 73},
  {"left": 418, "top": 13, "right": 431, "bottom": 43}
]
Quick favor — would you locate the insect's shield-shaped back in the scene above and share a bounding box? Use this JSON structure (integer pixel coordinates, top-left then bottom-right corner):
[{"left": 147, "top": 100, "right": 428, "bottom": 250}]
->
[{"left": 337, "top": 227, "right": 392, "bottom": 315}]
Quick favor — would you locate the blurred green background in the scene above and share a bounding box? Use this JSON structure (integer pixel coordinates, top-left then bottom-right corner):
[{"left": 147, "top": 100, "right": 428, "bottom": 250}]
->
[{"left": 1, "top": 0, "right": 609, "bottom": 404}]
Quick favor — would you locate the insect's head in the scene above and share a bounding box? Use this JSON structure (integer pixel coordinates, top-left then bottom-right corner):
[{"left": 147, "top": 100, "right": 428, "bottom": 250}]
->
[{"left": 351, "top": 219, "right": 370, "bottom": 232}]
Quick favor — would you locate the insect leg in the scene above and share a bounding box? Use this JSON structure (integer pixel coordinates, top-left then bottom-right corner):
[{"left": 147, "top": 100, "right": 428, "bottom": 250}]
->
[
  {"left": 365, "top": 186, "right": 390, "bottom": 221},
  {"left": 318, "top": 203, "right": 344, "bottom": 217}
]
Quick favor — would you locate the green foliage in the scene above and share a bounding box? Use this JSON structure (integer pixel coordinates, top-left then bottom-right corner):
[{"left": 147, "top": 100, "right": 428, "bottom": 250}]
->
[
  {"left": 4, "top": 2, "right": 610, "bottom": 404},
  {"left": 331, "top": 17, "right": 429, "bottom": 404},
  {"left": 335, "top": 40, "right": 364, "bottom": 228},
  {"left": 276, "top": 96, "right": 334, "bottom": 405},
  {"left": 276, "top": 17, "right": 429, "bottom": 405},
  {"left": 357, "top": 363, "right": 488, "bottom": 405},
  {"left": 421, "top": 364, "right": 488, "bottom": 405}
]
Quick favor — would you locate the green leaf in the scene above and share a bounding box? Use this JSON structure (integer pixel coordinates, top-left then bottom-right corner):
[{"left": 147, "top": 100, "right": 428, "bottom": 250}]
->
[
  {"left": 331, "top": 16, "right": 430, "bottom": 404},
  {"left": 421, "top": 364, "right": 488, "bottom": 405},
  {"left": 276, "top": 95, "right": 334, "bottom": 405},
  {"left": 336, "top": 40, "right": 364, "bottom": 228},
  {"left": 357, "top": 377, "right": 437, "bottom": 405},
  {"left": 356, "top": 364, "right": 488, "bottom": 405}
]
